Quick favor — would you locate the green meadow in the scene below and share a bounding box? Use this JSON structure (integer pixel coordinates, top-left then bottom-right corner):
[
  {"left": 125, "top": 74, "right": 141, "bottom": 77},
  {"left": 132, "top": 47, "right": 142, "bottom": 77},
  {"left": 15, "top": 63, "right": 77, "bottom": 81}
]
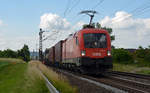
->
[{"left": 0, "top": 58, "right": 49, "bottom": 93}]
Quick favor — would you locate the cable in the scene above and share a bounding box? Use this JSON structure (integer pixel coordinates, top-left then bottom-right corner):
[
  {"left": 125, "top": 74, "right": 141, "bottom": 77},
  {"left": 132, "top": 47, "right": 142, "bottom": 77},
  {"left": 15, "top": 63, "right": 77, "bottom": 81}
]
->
[
  {"left": 63, "top": 0, "right": 71, "bottom": 17},
  {"left": 129, "top": 1, "right": 150, "bottom": 15},
  {"left": 67, "top": 0, "right": 81, "bottom": 14},
  {"left": 92, "top": 0, "right": 105, "bottom": 9}
]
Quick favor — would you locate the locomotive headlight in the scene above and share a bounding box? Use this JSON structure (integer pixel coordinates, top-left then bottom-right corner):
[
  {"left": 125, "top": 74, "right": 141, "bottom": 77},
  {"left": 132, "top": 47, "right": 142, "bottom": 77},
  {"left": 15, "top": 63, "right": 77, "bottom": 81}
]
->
[
  {"left": 107, "top": 50, "right": 111, "bottom": 56},
  {"left": 81, "top": 50, "right": 86, "bottom": 56}
]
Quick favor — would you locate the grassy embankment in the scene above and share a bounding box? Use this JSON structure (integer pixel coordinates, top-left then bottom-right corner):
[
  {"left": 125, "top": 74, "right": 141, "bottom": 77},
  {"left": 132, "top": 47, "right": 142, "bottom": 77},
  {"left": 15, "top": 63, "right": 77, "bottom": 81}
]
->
[
  {"left": 0, "top": 58, "right": 49, "bottom": 93},
  {"left": 0, "top": 58, "right": 77, "bottom": 93},
  {"left": 30, "top": 61, "right": 77, "bottom": 93},
  {"left": 113, "top": 59, "right": 150, "bottom": 75}
]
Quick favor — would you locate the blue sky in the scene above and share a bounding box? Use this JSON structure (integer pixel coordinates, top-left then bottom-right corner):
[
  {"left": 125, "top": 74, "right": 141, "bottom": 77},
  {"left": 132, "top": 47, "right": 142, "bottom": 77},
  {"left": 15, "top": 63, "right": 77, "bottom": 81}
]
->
[{"left": 0, "top": 0, "right": 150, "bottom": 50}]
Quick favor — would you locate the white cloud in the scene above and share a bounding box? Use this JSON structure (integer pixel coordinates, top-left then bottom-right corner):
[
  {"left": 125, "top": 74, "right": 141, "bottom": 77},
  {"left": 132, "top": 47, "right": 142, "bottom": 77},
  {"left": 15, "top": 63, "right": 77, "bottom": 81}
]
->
[
  {"left": 40, "top": 13, "right": 71, "bottom": 31},
  {"left": 0, "top": 19, "right": 4, "bottom": 27},
  {"left": 40, "top": 13, "right": 85, "bottom": 49},
  {"left": 100, "top": 11, "right": 150, "bottom": 48},
  {"left": 72, "top": 21, "right": 85, "bottom": 30},
  {"left": 0, "top": 20, "right": 3, "bottom": 26}
]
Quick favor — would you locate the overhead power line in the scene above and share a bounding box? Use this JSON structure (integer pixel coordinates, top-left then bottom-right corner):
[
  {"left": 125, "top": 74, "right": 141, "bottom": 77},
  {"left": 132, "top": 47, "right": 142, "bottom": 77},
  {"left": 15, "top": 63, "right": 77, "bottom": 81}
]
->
[
  {"left": 67, "top": 0, "right": 81, "bottom": 14},
  {"left": 64, "top": 0, "right": 71, "bottom": 17},
  {"left": 92, "top": 0, "right": 105, "bottom": 9},
  {"left": 130, "top": 1, "right": 150, "bottom": 15}
]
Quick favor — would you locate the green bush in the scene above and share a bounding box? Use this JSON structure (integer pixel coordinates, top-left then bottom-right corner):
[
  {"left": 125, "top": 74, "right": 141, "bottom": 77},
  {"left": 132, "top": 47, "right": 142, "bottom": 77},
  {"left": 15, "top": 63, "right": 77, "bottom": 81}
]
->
[
  {"left": 144, "top": 51, "right": 150, "bottom": 62},
  {"left": 135, "top": 46, "right": 150, "bottom": 63},
  {"left": 135, "top": 46, "right": 146, "bottom": 58},
  {"left": 112, "top": 48, "right": 133, "bottom": 63}
]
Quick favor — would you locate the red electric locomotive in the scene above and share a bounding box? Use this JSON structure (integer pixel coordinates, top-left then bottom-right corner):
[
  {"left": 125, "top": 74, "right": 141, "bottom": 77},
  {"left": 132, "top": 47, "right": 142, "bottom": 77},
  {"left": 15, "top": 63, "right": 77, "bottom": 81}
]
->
[
  {"left": 44, "top": 28, "right": 113, "bottom": 74},
  {"left": 61, "top": 28, "right": 112, "bottom": 74}
]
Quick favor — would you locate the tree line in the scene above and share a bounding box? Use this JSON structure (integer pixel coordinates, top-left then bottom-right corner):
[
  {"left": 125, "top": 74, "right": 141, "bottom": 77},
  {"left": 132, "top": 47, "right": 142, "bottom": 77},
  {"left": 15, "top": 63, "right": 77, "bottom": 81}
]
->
[
  {"left": 0, "top": 44, "right": 30, "bottom": 62},
  {"left": 112, "top": 46, "right": 150, "bottom": 64}
]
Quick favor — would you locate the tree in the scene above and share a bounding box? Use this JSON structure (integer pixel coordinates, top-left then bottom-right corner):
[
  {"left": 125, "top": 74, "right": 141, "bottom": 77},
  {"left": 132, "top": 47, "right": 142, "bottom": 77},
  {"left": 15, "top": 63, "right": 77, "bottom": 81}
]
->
[
  {"left": 0, "top": 49, "right": 17, "bottom": 58},
  {"left": 144, "top": 51, "right": 150, "bottom": 62},
  {"left": 96, "top": 22, "right": 101, "bottom": 29},
  {"left": 144, "top": 45, "right": 150, "bottom": 62},
  {"left": 18, "top": 44, "right": 30, "bottom": 62},
  {"left": 101, "top": 26, "right": 115, "bottom": 42},
  {"left": 82, "top": 23, "right": 95, "bottom": 29},
  {"left": 136, "top": 46, "right": 146, "bottom": 58}
]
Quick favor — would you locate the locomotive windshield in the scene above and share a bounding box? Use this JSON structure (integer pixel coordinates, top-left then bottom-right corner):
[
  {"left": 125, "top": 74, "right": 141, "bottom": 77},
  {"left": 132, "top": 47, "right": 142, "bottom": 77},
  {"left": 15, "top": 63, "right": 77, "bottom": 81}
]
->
[{"left": 83, "top": 33, "right": 107, "bottom": 48}]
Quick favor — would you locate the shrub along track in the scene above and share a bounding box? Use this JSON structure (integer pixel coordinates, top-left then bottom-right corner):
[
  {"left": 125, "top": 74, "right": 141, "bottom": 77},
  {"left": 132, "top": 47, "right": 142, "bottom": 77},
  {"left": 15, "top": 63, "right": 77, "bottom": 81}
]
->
[{"left": 53, "top": 68, "right": 150, "bottom": 93}]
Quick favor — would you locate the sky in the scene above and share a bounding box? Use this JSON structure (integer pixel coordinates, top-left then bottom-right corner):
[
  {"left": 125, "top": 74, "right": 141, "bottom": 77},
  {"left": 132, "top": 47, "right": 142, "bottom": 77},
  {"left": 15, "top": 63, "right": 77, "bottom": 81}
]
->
[{"left": 0, "top": 0, "right": 150, "bottom": 51}]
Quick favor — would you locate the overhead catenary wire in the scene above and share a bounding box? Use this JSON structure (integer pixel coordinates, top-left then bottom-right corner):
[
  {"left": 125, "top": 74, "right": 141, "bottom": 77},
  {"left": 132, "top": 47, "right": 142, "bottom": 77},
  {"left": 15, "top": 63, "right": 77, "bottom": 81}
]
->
[
  {"left": 130, "top": 1, "right": 150, "bottom": 15},
  {"left": 92, "top": 0, "right": 105, "bottom": 9},
  {"left": 67, "top": 0, "right": 81, "bottom": 15},
  {"left": 63, "top": 0, "right": 71, "bottom": 17}
]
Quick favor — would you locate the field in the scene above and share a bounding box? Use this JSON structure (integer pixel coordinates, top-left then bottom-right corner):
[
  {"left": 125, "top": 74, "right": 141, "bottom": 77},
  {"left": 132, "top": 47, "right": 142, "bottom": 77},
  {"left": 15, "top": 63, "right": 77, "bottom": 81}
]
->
[
  {"left": 0, "top": 58, "right": 76, "bottom": 93},
  {"left": 0, "top": 58, "right": 49, "bottom": 93}
]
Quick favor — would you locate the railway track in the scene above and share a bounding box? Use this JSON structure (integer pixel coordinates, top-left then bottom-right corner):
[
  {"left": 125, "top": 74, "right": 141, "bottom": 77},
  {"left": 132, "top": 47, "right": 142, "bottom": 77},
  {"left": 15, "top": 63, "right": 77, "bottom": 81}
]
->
[
  {"left": 109, "top": 71, "right": 150, "bottom": 80},
  {"left": 99, "top": 73, "right": 150, "bottom": 93},
  {"left": 54, "top": 68, "right": 150, "bottom": 93}
]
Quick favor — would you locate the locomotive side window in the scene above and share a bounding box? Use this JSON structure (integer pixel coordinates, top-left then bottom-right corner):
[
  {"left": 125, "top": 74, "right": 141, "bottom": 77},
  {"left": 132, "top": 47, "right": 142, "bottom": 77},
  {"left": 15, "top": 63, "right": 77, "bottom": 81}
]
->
[
  {"left": 76, "top": 37, "right": 79, "bottom": 45},
  {"left": 83, "top": 33, "right": 107, "bottom": 48}
]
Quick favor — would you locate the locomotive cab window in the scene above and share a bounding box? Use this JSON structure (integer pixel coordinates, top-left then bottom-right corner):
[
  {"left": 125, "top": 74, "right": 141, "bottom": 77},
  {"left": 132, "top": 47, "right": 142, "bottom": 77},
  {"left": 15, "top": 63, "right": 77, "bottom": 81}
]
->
[{"left": 83, "top": 33, "right": 107, "bottom": 48}]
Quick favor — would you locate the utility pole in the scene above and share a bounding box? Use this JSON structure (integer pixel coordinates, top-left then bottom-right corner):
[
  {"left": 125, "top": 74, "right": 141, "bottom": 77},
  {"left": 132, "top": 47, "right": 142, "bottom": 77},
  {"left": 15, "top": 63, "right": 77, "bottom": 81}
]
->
[
  {"left": 39, "top": 28, "right": 45, "bottom": 62},
  {"left": 36, "top": 42, "right": 38, "bottom": 60}
]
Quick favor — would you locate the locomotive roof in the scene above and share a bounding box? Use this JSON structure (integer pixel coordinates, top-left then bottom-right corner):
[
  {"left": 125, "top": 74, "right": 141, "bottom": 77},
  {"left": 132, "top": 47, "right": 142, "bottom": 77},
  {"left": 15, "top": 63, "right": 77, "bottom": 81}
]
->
[
  {"left": 78, "top": 28, "right": 108, "bottom": 34},
  {"left": 63, "top": 28, "right": 108, "bottom": 41}
]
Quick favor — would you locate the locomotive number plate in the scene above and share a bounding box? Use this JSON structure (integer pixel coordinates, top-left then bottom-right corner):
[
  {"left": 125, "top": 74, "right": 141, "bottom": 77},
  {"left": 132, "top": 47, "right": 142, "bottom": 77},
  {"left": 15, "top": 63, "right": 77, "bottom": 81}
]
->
[{"left": 92, "top": 53, "right": 101, "bottom": 56}]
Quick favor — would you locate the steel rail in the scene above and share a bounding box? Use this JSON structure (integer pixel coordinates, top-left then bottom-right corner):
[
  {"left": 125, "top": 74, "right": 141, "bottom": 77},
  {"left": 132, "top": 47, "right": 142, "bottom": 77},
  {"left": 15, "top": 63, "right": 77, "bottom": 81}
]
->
[{"left": 110, "top": 71, "right": 150, "bottom": 80}]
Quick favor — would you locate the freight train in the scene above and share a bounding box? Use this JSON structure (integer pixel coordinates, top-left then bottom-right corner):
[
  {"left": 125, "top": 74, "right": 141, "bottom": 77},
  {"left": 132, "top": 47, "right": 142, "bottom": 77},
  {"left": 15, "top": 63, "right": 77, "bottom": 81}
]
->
[{"left": 44, "top": 28, "right": 113, "bottom": 74}]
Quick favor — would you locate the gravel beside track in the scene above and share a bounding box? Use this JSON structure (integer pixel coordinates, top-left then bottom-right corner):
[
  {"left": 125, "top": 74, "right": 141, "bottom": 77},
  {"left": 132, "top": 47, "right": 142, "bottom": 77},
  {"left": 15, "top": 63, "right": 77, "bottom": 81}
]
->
[{"left": 54, "top": 68, "right": 125, "bottom": 93}]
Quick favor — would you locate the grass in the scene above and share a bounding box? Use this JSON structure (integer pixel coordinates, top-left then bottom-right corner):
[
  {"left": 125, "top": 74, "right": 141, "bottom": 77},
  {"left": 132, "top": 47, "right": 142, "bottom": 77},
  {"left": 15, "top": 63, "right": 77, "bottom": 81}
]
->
[
  {"left": 0, "top": 58, "right": 25, "bottom": 63},
  {"left": 0, "top": 61, "right": 9, "bottom": 68},
  {"left": 113, "top": 62, "right": 150, "bottom": 75},
  {"left": 136, "top": 70, "right": 150, "bottom": 75},
  {"left": 0, "top": 58, "right": 49, "bottom": 93},
  {"left": 30, "top": 61, "right": 77, "bottom": 93}
]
